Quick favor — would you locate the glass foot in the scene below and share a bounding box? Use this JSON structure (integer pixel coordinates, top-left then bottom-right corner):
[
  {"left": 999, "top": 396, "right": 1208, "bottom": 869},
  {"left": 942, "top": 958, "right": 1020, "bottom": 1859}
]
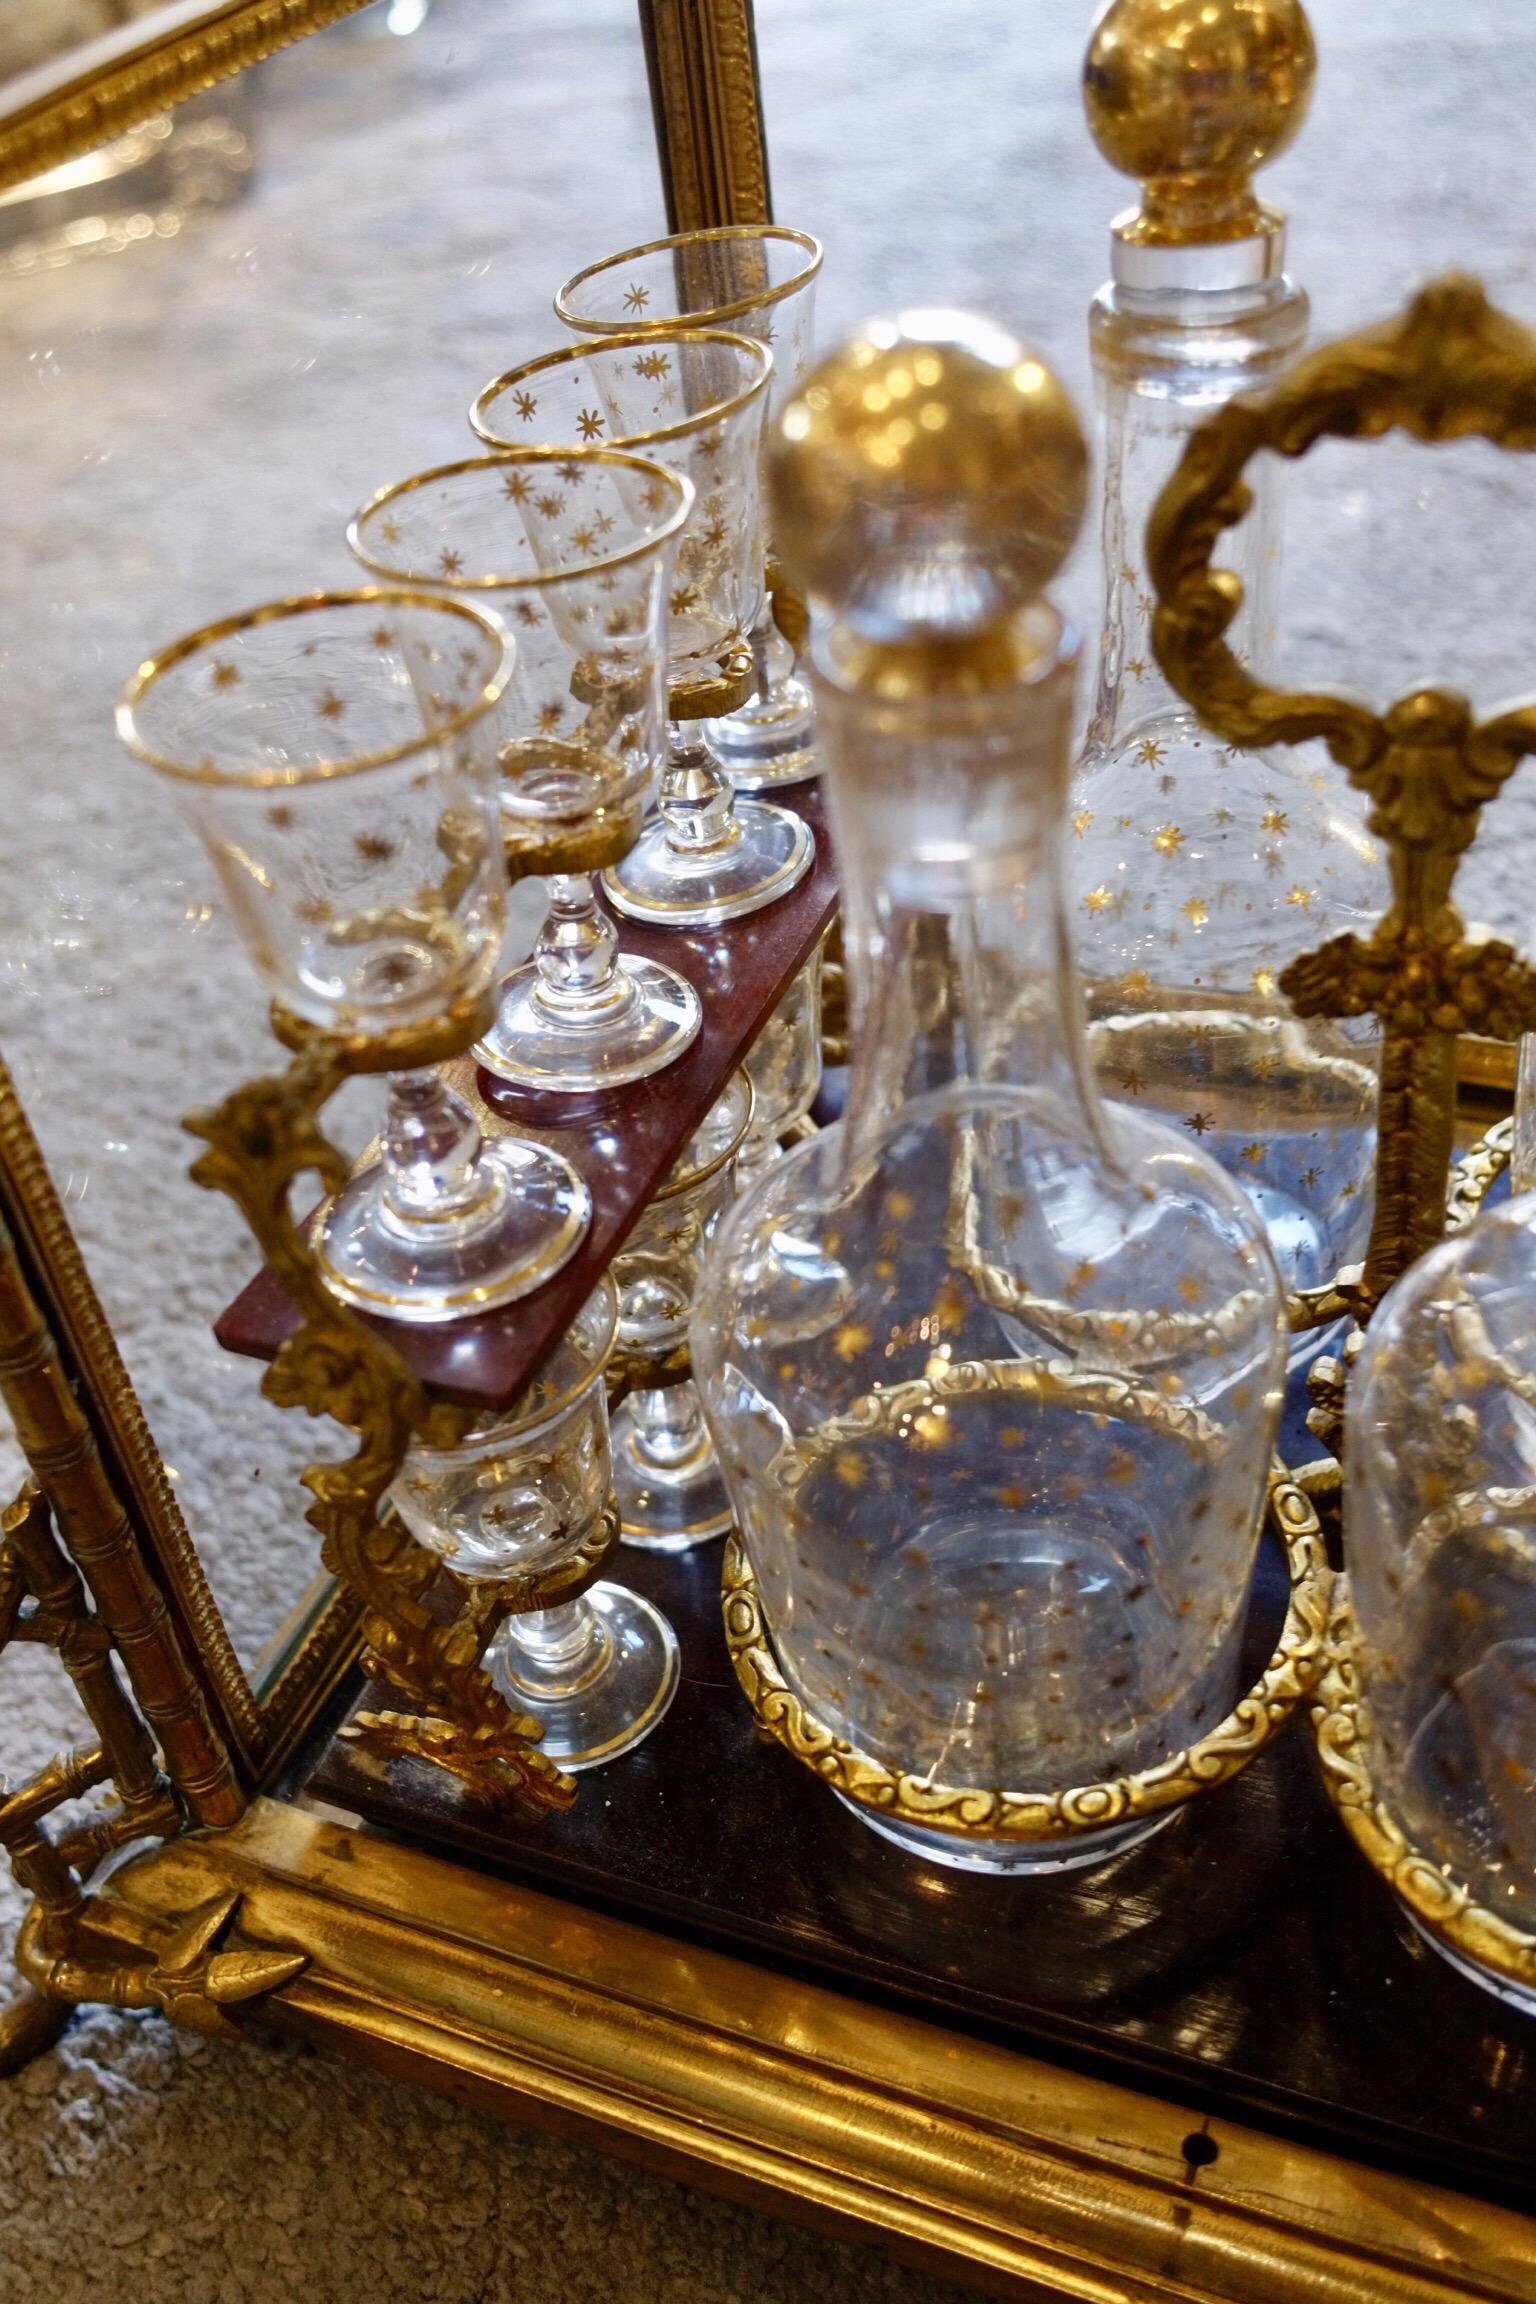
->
[
  {"left": 475, "top": 954, "right": 701, "bottom": 1092},
  {"left": 602, "top": 798, "right": 813, "bottom": 928},
  {"left": 702, "top": 666, "right": 819, "bottom": 791},
  {"left": 613, "top": 1393, "right": 734, "bottom": 1550},
  {"left": 316, "top": 1137, "right": 590, "bottom": 1323},
  {"left": 836, "top": 1796, "right": 1175, "bottom": 1876},
  {"left": 489, "top": 1583, "right": 680, "bottom": 1771}
]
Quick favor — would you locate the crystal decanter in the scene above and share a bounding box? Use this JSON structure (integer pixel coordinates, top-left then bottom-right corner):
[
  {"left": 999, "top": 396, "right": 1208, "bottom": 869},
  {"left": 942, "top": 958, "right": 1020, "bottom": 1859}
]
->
[
  {"left": 692, "top": 312, "right": 1286, "bottom": 1876},
  {"left": 1074, "top": 0, "right": 1382, "bottom": 1318},
  {"left": 1344, "top": 1196, "right": 1536, "bottom": 2011}
]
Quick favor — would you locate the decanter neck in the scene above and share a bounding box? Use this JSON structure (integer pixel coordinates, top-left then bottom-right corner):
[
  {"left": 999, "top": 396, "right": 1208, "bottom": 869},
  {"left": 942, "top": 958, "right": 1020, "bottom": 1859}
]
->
[
  {"left": 809, "top": 606, "right": 1105, "bottom": 1163},
  {"left": 1084, "top": 271, "right": 1307, "bottom": 759}
]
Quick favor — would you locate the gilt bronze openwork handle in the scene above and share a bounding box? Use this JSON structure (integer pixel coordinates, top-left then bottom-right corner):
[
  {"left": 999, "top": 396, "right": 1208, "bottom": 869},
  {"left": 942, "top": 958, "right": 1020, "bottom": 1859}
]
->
[{"left": 1148, "top": 276, "right": 1536, "bottom": 1306}]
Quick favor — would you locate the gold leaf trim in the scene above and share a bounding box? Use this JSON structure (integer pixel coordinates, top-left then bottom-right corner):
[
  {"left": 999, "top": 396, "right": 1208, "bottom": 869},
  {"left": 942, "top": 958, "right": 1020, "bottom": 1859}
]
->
[
  {"left": 722, "top": 1458, "right": 1331, "bottom": 1842},
  {"left": 1312, "top": 1584, "right": 1536, "bottom": 1990}
]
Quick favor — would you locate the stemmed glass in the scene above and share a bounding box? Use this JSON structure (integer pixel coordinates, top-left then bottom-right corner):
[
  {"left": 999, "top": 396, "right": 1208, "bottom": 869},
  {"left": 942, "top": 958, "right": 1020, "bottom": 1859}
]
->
[
  {"left": 471, "top": 328, "right": 814, "bottom": 927},
  {"left": 555, "top": 225, "right": 823, "bottom": 791},
  {"left": 611, "top": 1069, "right": 753, "bottom": 1550},
  {"left": 736, "top": 946, "right": 825, "bottom": 1192},
  {"left": 117, "top": 589, "right": 591, "bottom": 1321},
  {"left": 390, "top": 1275, "right": 679, "bottom": 1769},
  {"left": 349, "top": 446, "right": 700, "bottom": 1094}
]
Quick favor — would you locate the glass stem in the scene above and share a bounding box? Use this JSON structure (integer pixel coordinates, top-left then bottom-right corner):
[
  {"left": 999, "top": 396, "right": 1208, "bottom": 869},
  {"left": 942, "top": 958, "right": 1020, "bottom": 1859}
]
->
[
  {"left": 380, "top": 1068, "right": 497, "bottom": 1229},
  {"left": 629, "top": 1381, "right": 711, "bottom": 1472},
  {"left": 661, "top": 724, "right": 742, "bottom": 855},
  {"left": 497, "top": 1597, "right": 609, "bottom": 1699},
  {"left": 748, "top": 598, "right": 793, "bottom": 704},
  {"left": 531, "top": 872, "right": 633, "bottom": 1023}
]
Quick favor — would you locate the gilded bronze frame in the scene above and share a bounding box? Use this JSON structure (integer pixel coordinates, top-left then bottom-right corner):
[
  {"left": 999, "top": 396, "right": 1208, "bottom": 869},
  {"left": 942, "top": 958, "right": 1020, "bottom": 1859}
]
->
[{"left": 2, "top": 10, "right": 1535, "bottom": 2299}]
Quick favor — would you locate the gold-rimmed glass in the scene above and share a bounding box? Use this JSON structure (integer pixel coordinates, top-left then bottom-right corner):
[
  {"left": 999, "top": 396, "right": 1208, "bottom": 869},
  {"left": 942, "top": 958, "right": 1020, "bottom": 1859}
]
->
[
  {"left": 390, "top": 1275, "right": 680, "bottom": 1771},
  {"left": 349, "top": 446, "right": 700, "bottom": 1095},
  {"left": 116, "top": 588, "right": 590, "bottom": 1322},
  {"left": 471, "top": 328, "right": 815, "bottom": 928},
  {"left": 611, "top": 1067, "right": 754, "bottom": 1551},
  {"left": 555, "top": 225, "right": 824, "bottom": 793}
]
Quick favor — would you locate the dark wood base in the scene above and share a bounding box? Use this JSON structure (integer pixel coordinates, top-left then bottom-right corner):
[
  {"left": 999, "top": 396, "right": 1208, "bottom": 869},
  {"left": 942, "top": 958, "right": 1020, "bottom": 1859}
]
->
[{"left": 307, "top": 1463, "right": 1536, "bottom": 2215}]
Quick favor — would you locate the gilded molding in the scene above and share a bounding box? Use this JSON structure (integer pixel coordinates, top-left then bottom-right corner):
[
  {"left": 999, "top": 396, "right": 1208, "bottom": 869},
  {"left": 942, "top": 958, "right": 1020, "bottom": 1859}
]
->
[
  {"left": 92, "top": 1794, "right": 1536, "bottom": 2304},
  {"left": 723, "top": 1461, "right": 1331, "bottom": 1843},
  {"left": 639, "top": 0, "right": 772, "bottom": 232},
  {"left": 0, "top": 0, "right": 376, "bottom": 198}
]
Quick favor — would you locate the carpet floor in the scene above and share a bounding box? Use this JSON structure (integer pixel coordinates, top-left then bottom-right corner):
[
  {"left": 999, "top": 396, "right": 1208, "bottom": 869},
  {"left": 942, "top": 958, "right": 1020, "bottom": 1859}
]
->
[{"left": 3, "top": 0, "right": 1534, "bottom": 2295}]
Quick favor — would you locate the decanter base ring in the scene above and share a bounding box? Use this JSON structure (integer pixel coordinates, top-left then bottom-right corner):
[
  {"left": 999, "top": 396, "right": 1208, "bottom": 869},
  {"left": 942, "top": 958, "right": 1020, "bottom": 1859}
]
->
[
  {"left": 1312, "top": 1581, "right": 1536, "bottom": 2009},
  {"left": 720, "top": 1457, "right": 1331, "bottom": 1849}
]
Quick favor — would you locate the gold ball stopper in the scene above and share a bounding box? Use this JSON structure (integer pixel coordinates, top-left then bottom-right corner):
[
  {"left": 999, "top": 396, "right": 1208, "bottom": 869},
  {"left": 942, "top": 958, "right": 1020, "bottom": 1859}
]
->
[
  {"left": 768, "top": 310, "right": 1088, "bottom": 635},
  {"left": 1084, "top": 0, "right": 1316, "bottom": 245}
]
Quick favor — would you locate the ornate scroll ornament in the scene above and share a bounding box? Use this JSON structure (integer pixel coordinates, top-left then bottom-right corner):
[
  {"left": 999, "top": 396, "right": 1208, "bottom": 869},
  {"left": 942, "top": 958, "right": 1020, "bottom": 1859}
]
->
[
  {"left": 722, "top": 1462, "right": 1330, "bottom": 1844},
  {"left": 1446, "top": 1114, "right": 1514, "bottom": 1233},
  {"left": 1148, "top": 276, "right": 1536, "bottom": 1309},
  {"left": 1313, "top": 1584, "right": 1536, "bottom": 1994},
  {"left": 183, "top": 1005, "right": 576, "bottom": 1820}
]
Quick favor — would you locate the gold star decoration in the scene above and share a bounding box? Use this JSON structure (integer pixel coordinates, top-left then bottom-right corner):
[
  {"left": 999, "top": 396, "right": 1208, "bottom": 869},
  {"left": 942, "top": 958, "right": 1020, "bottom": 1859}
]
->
[
  {"left": 369, "top": 625, "right": 395, "bottom": 650},
  {"left": 317, "top": 691, "right": 346, "bottom": 721},
  {"left": 634, "top": 350, "right": 670, "bottom": 381},
  {"left": 1121, "top": 967, "right": 1152, "bottom": 998},
  {"left": 593, "top": 511, "right": 616, "bottom": 537},
  {"left": 514, "top": 600, "right": 540, "bottom": 626},
  {"left": 1071, "top": 808, "right": 1094, "bottom": 838},
  {"left": 1151, "top": 823, "right": 1185, "bottom": 856},
  {"left": 353, "top": 831, "right": 395, "bottom": 863},
  {"left": 669, "top": 583, "right": 698, "bottom": 615},
  {"left": 438, "top": 547, "right": 465, "bottom": 577},
  {"left": 1286, "top": 884, "right": 1317, "bottom": 911},
  {"left": 576, "top": 408, "right": 605, "bottom": 441},
  {"left": 557, "top": 462, "right": 585, "bottom": 487},
  {"left": 512, "top": 390, "right": 537, "bottom": 422},
  {"left": 623, "top": 282, "right": 651, "bottom": 312},
  {"left": 1185, "top": 1110, "right": 1214, "bottom": 1136},
  {"left": 1251, "top": 966, "right": 1276, "bottom": 996},
  {"left": 571, "top": 526, "right": 598, "bottom": 552},
  {"left": 210, "top": 659, "right": 240, "bottom": 690},
  {"left": 501, "top": 470, "right": 531, "bottom": 502},
  {"left": 266, "top": 804, "right": 295, "bottom": 830},
  {"left": 1114, "top": 1062, "right": 1146, "bottom": 1095},
  {"left": 1299, "top": 1166, "right": 1320, "bottom": 1190},
  {"left": 1136, "top": 738, "right": 1167, "bottom": 767},
  {"left": 1128, "top": 657, "right": 1147, "bottom": 681},
  {"left": 1181, "top": 896, "right": 1208, "bottom": 928},
  {"left": 537, "top": 701, "right": 565, "bottom": 731},
  {"left": 533, "top": 494, "right": 565, "bottom": 520},
  {"left": 1176, "top": 1273, "right": 1206, "bottom": 1307},
  {"left": 1240, "top": 1143, "right": 1265, "bottom": 1166},
  {"left": 1261, "top": 806, "right": 1288, "bottom": 835},
  {"left": 1083, "top": 885, "right": 1113, "bottom": 915}
]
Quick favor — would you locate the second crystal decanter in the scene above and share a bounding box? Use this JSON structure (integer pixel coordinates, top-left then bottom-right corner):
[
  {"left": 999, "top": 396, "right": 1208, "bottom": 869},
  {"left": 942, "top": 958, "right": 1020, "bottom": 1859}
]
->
[
  {"left": 1073, "top": 0, "right": 1382, "bottom": 1317},
  {"left": 692, "top": 312, "right": 1286, "bottom": 1876}
]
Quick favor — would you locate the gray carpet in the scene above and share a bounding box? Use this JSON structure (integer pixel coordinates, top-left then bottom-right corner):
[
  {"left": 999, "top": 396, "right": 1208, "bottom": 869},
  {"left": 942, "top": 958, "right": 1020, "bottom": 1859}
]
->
[{"left": 3, "top": 0, "right": 1536, "bottom": 2295}]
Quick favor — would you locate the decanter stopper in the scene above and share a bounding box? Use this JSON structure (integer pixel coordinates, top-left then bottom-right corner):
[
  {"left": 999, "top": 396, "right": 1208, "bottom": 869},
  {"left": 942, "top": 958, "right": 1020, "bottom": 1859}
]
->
[
  {"left": 771, "top": 307, "right": 1087, "bottom": 642},
  {"left": 1084, "top": 0, "right": 1315, "bottom": 271}
]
